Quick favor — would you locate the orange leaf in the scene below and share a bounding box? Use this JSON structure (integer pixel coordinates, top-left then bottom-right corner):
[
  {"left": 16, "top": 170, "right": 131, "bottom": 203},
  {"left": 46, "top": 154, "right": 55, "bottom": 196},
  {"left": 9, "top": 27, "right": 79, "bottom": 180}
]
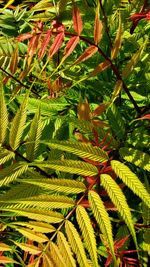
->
[
  {"left": 73, "top": 6, "right": 83, "bottom": 35},
  {"left": 49, "top": 32, "right": 64, "bottom": 58},
  {"left": 38, "top": 29, "right": 52, "bottom": 59},
  {"left": 10, "top": 45, "right": 18, "bottom": 75},
  {"left": 111, "top": 80, "right": 123, "bottom": 102},
  {"left": 64, "top": 36, "right": 80, "bottom": 59},
  {"left": 90, "top": 60, "right": 111, "bottom": 76},
  {"left": 91, "top": 103, "right": 108, "bottom": 117},
  {"left": 75, "top": 45, "right": 98, "bottom": 64},
  {"left": 0, "top": 256, "right": 17, "bottom": 264},
  {"left": 77, "top": 98, "right": 91, "bottom": 120},
  {"left": 111, "top": 15, "right": 122, "bottom": 60},
  {"left": 94, "top": 7, "right": 103, "bottom": 44}
]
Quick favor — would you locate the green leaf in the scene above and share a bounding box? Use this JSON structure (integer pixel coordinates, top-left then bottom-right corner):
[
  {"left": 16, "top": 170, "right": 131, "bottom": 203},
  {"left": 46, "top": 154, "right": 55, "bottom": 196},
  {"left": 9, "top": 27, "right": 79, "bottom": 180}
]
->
[
  {"left": 0, "top": 83, "right": 8, "bottom": 144},
  {"left": 76, "top": 205, "right": 98, "bottom": 266},
  {"left": 45, "top": 140, "right": 108, "bottom": 162},
  {"left": 0, "top": 148, "right": 15, "bottom": 165},
  {"left": 107, "top": 103, "right": 125, "bottom": 139},
  {"left": 119, "top": 147, "right": 150, "bottom": 171},
  {"left": 101, "top": 174, "right": 137, "bottom": 248},
  {"left": 88, "top": 190, "right": 116, "bottom": 263},
  {"left": 21, "top": 178, "right": 86, "bottom": 194},
  {"left": 0, "top": 162, "right": 28, "bottom": 187},
  {"left": 65, "top": 220, "right": 90, "bottom": 267},
  {"left": 111, "top": 160, "right": 150, "bottom": 208},
  {"left": 32, "top": 160, "right": 98, "bottom": 176},
  {"left": 9, "top": 93, "right": 28, "bottom": 150},
  {"left": 26, "top": 109, "right": 44, "bottom": 161},
  {"left": 57, "top": 232, "right": 76, "bottom": 267}
]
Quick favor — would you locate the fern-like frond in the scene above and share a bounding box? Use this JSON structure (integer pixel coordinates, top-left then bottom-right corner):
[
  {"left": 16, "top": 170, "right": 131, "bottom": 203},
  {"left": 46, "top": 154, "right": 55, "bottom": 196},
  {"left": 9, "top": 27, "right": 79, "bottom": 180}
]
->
[
  {"left": 0, "top": 162, "right": 28, "bottom": 187},
  {"left": 18, "top": 95, "right": 69, "bottom": 115},
  {"left": 57, "top": 232, "right": 76, "bottom": 267},
  {"left": 0, "top": 40, "right": 14, "bottom": 70},
  {"left": 32, "top": 160, "right": 98, "bottom": 176},
  {"left": 119, "top": 147, "right": 150, "bottom": 171},
  {"left": 9, "top": 93, "right": 28, "bottom": 150},
  {"left": 13, "top": 221, "right": 56, "bottom": 233},
  {"left": 88, "top": 190, "right": 116, "bottom": 263},
  {"left": 45, "top": 140, "right": 108, "bottom": 162},
  {"left": 107, "top": 104, "right": 125, "bottom": 139},
  {"left": 14, "top": 227, "right": 48, "bottom": 243},
  {"left": 65, "top": 220, "right": 90, "bottom": 267},
  {"left": 49, "top": 241, "right": 66, "bottom": 267},
  {"left": 111, "top": 160, "right": 150, "bottom": 208},
  {"left": 101, "top": 174, "right": 137, "bottom": 248},
  {"left": 76, "top": 205, "right": 98, "bottom": 267},
  {"left": 0, "top": 183, "right": 43, "bottom": 201},
  {"left": 42, "top": 252, "right": 55, "bottom": 266},
  {"left": 0, "top": 206, "right": 64, "bottom": 223},
  {"left": 13, "top": 241, "right": 42, "bottom": 255},
  {"left": 26, "top": 109, "right": 44, "bottom": 161},
  {"left": 0, "top": 83, "right": 8, "bottom": 144},
  {"left": 0, "top": 148, "right": 15, "bottom": 165},
  {"left": 3, "top": 194, "right": 75, "bottom": 209},
  {"left": 21, "top": 178, "right": 86, "bottom": 194}
]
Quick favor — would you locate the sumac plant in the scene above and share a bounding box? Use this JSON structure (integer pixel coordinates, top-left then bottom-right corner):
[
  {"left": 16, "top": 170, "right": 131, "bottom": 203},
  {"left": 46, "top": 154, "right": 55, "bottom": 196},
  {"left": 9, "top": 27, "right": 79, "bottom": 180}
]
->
[{"left": 0, "top": 0, "right": 150, "bottom": 266}]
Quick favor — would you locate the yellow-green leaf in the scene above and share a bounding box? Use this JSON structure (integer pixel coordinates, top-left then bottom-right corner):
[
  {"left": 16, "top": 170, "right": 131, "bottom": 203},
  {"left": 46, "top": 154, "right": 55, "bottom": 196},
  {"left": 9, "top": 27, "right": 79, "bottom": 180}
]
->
[
  {"left": 119, "top": 148, "right": 150, "bottom": 171},
  {"left": 57, "top": 232, "right": 76, "bottom": 267},
  {"left": 45, "top": 140, "right": 108, "bottom": 162},
  {"left": 0, "top": 83, "right": 8, "bottom": 144},
  {"left": 15, "top": 227, "right": 48, "bottom": 243},
  {"left": 101, "top": 174, "right": 137, "bottom": 248},
  {"left": 22, "top": 178, "right": 86, "bottom": 194},
  {"left": 88, "top": 190, "right": 116, "bottom": 263},
  {"left": 65, "top": 220, "right": 90, "bottom": 267},
  {"left": 9, "top": 93, "right": 28, "bottom": 150},
  {"left": 13, "top": 241, "right": 42, "bottom": 255},
  {"left": 76, "top": 205, "right": 98, "bottom": 267},
  {"left": 0, "top": 243, "right": 12, "bottom": 251},
  {"left": 32, "top": 160, "right": 98, "bottom": 176},
  {"left": 111, "top": 160, "right": 150, "bottom": 208}
]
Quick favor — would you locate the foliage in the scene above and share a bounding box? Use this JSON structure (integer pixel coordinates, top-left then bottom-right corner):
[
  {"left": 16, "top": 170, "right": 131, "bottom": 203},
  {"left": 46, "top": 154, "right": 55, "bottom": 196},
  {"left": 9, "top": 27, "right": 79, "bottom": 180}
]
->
[{"left": 0, "top": 0, "right": 150, "bottom": 266}]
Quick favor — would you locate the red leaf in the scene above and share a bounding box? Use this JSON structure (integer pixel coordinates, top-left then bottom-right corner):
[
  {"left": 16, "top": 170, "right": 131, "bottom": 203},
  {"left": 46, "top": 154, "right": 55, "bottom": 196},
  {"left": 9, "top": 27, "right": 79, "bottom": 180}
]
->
[
  {"left": 75, "top": 45, "right": 98, "bottom": 65},
  {"left": 134, "top": 114, "right": 150, "bottom": 121},
  {"left": 38, "top": 29, "right": 52, "bottom": 59},
  {"left": 140, "top": 114, "right": 150, "bottom": 120},
  {"left": 115, "top": 236, "right": 129, "bottom": 250},
  {"left": 64, "top": 36, "right": 79, "bottom": 59},
  {"left": 94, "top": 7, "right": 103, "bottom": 44},
  {"left": 16, "top": 33, "right": 33, "bottom": 42},
  {"left": 27, "top": 35, "right": 41, "bottom": 66},
  {"left": 49, "top": 32, "right": 64, "bottom": 58},
  {"left": 73, "top": 6, "right": 83, "bottom": 35}
]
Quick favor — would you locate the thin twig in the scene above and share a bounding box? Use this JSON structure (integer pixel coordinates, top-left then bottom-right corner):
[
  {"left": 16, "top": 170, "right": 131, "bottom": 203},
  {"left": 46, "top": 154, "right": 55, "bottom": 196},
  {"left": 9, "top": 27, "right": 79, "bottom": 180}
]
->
[
  {"left": 0, "top": 66, "right": 39, "bottom": 97},
  {"left": 99, "top": 0, "right": 113, "bottom": 48}
]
